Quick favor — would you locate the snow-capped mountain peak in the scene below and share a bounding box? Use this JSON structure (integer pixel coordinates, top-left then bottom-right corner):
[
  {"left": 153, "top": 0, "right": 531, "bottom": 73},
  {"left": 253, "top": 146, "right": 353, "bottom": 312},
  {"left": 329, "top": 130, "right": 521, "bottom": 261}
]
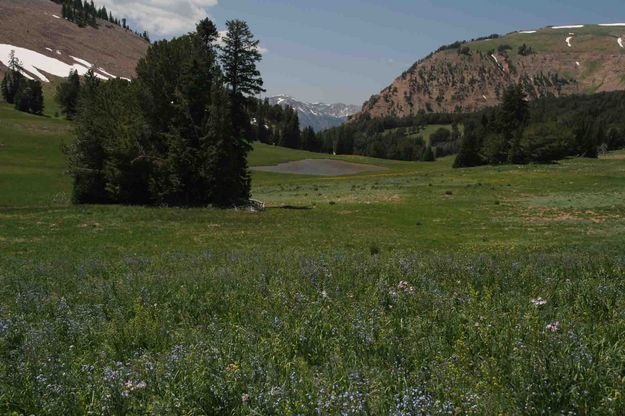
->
[{"left": 266, "top": 95, "right": 360, "bottom": 132}]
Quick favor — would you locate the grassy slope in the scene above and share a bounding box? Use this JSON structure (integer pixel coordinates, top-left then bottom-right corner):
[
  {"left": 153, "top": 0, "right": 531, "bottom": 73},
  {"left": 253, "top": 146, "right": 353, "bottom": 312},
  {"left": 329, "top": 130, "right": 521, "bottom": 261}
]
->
[
  {"left": 468, "top": 24, "right": 625, "bottom": 54},
  {"left": 2, "top": 103, "right": 625, "bottom": 414}
]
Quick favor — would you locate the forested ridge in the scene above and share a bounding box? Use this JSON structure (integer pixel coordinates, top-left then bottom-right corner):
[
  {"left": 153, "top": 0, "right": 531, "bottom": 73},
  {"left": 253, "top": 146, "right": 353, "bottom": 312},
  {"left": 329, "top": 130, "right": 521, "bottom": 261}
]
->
[{"left": 50, "top": 0, "right": 150, "bottom": 41}]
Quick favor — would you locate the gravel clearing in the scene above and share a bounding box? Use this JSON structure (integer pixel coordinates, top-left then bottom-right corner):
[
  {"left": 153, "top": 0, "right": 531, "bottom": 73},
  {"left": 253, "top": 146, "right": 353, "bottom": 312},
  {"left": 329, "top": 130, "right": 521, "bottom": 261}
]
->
[{"left": 252, "top": 159, "right": 388, "bottom": 176}]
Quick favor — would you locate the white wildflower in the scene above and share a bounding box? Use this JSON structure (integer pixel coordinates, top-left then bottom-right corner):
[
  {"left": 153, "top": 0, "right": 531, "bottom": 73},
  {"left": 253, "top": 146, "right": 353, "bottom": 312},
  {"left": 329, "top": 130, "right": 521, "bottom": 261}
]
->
[{"left": 546, "top": 321, "right": 560, "bottom": 332}]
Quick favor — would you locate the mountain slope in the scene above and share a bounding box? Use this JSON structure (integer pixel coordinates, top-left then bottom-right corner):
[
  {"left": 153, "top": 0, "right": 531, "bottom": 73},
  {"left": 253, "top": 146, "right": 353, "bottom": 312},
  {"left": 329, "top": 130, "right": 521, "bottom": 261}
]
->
[
  {"left": 356, "top": 24, "right": 625, "bottom": 119},
  {"left": 267, "top": 95, "right": 359, "bottom": 132},
  {"left": 0, "top": 0, "right": 148, "bottom": 81}
]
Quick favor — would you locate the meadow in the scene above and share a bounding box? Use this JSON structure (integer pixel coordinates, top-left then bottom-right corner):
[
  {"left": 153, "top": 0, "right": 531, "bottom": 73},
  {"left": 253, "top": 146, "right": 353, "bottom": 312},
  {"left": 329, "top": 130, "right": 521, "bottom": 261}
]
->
[{"left": 1, "top": 102, "right": 625, "bottom": 414}]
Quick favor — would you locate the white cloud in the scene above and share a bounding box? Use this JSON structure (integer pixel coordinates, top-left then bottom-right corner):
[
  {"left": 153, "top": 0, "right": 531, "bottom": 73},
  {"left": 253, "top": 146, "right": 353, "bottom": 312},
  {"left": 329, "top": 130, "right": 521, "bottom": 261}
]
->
[{"left": 96, "top": 0, "right": 218, "bottom": 37}]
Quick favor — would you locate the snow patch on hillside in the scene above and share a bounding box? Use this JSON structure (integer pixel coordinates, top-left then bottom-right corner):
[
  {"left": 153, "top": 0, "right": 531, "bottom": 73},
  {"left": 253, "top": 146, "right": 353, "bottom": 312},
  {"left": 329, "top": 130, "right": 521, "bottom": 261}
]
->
[
  {"left": 0, "top": 44, "right": 112, "bottom": 82},
  {"left": 565, "top": 36, "right": 573, "bottom": 47},
  {"left": 491, "top": 54, "right": 499, "bottom": 63},
  {"left": 552, "top": 25, "right": 584, "bottom": 29},
  {"left": 52, "top": 14, "right": 61, "bottom": 19},
  {"left": 45, "top": 48, "right": 53, "bottom": 52},
  {"left": 98, "top": 68, "right": 116, "bottom": 78},
  {"left": 599, "top": 23, "right": 625, "bottom": 27},
  {"left": 576, "top": 61, "right": 580, "bottom": 66},
  {"left": 70, "top": 56, "right": 93, "bottom": 68},
  {"left": 519, "top": 30, "right": 537, "bottom": 34},
  {"left": 619, "top": 37, "right": 624, "bottom": 48}
]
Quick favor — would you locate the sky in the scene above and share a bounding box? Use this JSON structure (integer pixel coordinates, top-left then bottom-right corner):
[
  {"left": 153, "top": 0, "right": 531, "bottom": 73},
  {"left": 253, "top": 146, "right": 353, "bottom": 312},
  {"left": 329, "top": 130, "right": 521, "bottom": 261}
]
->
[{"left": 97, "top": 0, "right": 623, "bottom": 105}]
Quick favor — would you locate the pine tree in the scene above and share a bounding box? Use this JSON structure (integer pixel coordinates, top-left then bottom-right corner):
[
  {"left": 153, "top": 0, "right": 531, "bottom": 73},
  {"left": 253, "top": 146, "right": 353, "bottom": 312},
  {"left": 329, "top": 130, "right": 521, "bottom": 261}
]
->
[
  {"left": 507, "top": 131, "right": 526, "bottom": 164},
  {"left": 29, "top": 80, "right": 44, "bottom": 115},
  {"left": 220, "top": 20, "right": 264, "bottom": 99},
  {"left": 421, "top": 144, "right": 435, "bottom": 162},
  {"left": 1, "top": 51, "right": 25, "bottom": 104},
  {"left": 301, "top": 126, "right": 320, "bottom": 152},
  {"left": 280, "top": 109, "right": 301, "bottom": 149},
  {"left": 218, "top": 19, "right": 265, "bottom": 202},
  {"left": 56, "top": 70, "right": 81, "bottom": 119},
  {"left": 453, "top": 121, "right": 483, "bottom": 168}
]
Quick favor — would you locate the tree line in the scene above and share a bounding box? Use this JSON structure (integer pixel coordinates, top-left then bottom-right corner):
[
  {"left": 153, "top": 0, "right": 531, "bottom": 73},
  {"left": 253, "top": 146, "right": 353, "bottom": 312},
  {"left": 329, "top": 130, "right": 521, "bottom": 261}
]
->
[
  {"left": 63, "top": 18, "right": 263, "bottom": 207},
  {"left": 1, "top": 52, "right": 44, "bottom": 115},
  {"left": 454, "top": 86, "right": 625, "bottom": 167},
  {"left": 246, "top": 99, "right": 322, "bottom": 152},
  {"left": 315, "top": 86, "right": 625, "bottom": 166},
  {"left": 51, "top": 0, "right": 150, "bottom": 41}
]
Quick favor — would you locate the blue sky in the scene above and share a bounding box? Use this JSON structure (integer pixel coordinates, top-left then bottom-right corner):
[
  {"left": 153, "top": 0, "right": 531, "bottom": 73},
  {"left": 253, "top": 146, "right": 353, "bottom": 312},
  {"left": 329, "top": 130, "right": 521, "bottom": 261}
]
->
[{"left": 104, "top": 0, "right": 623, "bottom": 105}]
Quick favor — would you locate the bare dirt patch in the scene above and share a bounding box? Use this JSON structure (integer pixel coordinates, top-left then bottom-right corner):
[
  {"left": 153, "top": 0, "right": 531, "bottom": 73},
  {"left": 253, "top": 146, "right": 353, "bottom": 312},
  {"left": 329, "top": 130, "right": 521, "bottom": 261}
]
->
[{"left": 252, "top": 159, "right": 388, "bottom": 176}]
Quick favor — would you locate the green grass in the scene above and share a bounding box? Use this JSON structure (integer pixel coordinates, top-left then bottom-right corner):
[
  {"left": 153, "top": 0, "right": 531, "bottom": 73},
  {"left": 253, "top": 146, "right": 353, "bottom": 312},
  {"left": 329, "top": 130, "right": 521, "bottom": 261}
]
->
[
  {"left": 467, "top": 24, "right": 625, "bottom": 55},
  {"left": 2, "top": 102, "right": 625, "bottom": 414}
]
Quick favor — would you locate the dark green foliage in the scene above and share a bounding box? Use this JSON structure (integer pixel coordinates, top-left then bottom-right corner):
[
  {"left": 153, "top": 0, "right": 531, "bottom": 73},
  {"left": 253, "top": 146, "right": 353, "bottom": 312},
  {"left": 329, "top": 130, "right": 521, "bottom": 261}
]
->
[
  {"left": 67, "top": 79, "right": 145, "bottom": 204},
  {"left": 518, "top": 43, "right": 534, "bottom": 56},
  {"left": 353, "top": 129, "right": 426, "bottom": 161},
  {"left": 246, "top": 98, "right": 304, "bottom": 146},
  {"left": 453, "top": 121, "right": 482, "bottom": 168},
  {"left": 52, "top": 0, "right": 147, "bottom": 39},
  {"left": 1, "top": 51, "right": 24, "bottom": 104},
  {"left": 220, "top": 20, "right": 264, "bottom": 98},
  {"left": 67, "top": 18, "right": 262, "bottom": 207},
  {"left": 421, "top": 145, "right": 435, "bottom": 161},
  {"left": 301, "top": 126, "right": 322, "bottom": 152},
  {"left": 507, "top": 131, "right": 525, "bottom": 164},
  {"left": 430, "top": 122, "right": 462, "bottom": 158},
  {"left": 521, "top": 124, "right": 568, "bottom": 163},
  {"left": 318, "top": 112, "right": 459, "bottom": 160},
  {"left": 451, "top": 84, "right": 622, "bottom": 167},
  {"left": 216, "top": 19, "right": 265, "bottom": 202},
  {"left": 497, "top": 44, "right": 512, "bottom": 54},
  {"left": 279, "top": 107, "right": 301, "bottom": 149},
  {"left": 56, "top": 70, "right": 81, "bottom": 119},
  {"left": 457, "top": 46, "right": 471, "bottom": 56},
  {"left": 429, "top": 127, "right": 452, "bottom": 146},
  {"left": 14, "top": 80, "right": 44, "bottom": 115},
  {"left": 1, "top": 52, "right": 43, "bottom": 115}
]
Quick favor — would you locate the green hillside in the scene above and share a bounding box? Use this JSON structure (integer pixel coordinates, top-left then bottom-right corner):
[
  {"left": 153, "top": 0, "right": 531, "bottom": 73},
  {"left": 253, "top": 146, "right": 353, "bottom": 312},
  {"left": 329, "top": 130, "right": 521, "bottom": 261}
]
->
[{"left": 468, "top": 24, "right": 625, "bottom": 54}]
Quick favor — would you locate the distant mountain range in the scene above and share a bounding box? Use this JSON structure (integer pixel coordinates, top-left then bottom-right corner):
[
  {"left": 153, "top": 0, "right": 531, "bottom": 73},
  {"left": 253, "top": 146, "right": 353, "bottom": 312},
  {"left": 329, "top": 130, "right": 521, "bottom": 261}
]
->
[{"left": 266, "top": 95, "right": 360, "bottom": 132}]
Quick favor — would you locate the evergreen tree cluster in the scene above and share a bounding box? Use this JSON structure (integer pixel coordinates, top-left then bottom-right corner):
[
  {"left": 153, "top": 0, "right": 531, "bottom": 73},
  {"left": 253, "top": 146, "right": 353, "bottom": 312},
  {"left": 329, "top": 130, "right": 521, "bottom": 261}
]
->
[
  {"left": 51, "top": 0, "right": 150, "bottom": 41},
  {"left": 1, "top": 51, "right": 44, "bottom": 115},
  {"left": 320, "top": 87, "right": 625, "bottom": 166},
  {"left": 453, "top": 86, "right": 625, "bottom": 167},
  {"left": 248, "top": 102, "right": 438, "bottom": 161},
  {"left": 246, "top": 99, "right": 322, "bottom": 150},
  {"left": 55, "top": 69, "right": 81, "bottom": 119},
  {"left": 66, "top": 18, "right": 263, "bottom": 207},
  {"left": 315, "top": 112, "right": 458, "bottom": 161}
]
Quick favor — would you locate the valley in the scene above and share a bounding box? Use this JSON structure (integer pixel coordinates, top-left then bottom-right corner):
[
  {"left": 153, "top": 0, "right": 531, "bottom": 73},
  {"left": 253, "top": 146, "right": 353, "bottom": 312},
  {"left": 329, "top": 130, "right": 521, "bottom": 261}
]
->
[{"left": 1, "top": 1, "right": 625, "bottom": 414}]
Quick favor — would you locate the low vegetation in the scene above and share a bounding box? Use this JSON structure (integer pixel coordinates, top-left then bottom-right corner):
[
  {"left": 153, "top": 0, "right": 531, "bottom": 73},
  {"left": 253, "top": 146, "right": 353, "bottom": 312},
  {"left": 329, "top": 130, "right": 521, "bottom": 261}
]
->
[
  {"left": 3, "top": 100, "right": 625, "bottom": 413},
  {"left": 2, "top": 9, "right": 625, "bottom": 413}
]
